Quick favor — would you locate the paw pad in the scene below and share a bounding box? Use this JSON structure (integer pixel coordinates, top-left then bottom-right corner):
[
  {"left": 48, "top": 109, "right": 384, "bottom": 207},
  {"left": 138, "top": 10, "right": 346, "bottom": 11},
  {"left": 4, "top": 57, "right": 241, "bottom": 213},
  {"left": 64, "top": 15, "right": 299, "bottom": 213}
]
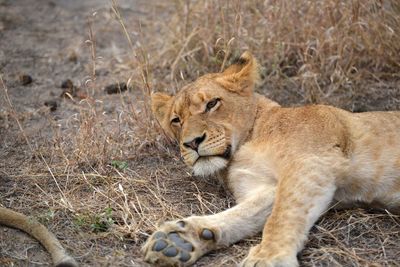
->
[
  {"left": 200, "top": 228, "right": 214, "bottom": 240},
  {"left": 179, "top": 251, "right": 191, "bottom": 262},
  {"left": 169, "top": 232, "right": 193, "bottom": 251},
  {"left": 153, "top": 231, "right": 167, "bottom": 239},
  {"left": 163, "top": 246, "right": 179, "bottom": 257},
  {"left": 150, "top": 231, "right": 193, "bottom": 262},
  {"left": 153, "top": 240, "right": 168, "bottom": 251}
]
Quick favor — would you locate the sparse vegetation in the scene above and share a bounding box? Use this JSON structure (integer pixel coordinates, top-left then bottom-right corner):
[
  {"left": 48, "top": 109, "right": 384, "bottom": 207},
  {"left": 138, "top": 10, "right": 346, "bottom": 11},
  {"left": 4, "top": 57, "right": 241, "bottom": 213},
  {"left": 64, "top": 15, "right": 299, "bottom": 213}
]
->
[
  {"left": 0, "top": 0, "right": 399, "bottom": 266},
  {"left": 90, "top": 207, "right": 115, "bottom": 233}
]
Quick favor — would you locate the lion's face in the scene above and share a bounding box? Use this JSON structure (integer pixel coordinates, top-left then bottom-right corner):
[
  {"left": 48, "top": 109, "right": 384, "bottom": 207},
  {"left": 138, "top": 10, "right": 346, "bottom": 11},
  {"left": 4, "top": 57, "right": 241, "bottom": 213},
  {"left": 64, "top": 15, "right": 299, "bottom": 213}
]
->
[{"left": 151, "top": 52, "right": 259, "bottom": 177}]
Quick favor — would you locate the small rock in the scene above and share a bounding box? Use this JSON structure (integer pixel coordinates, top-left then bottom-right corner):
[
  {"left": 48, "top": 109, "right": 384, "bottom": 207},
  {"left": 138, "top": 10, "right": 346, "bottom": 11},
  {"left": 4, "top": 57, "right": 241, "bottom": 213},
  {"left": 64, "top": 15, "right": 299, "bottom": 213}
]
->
[
  {"left": 68, "top": 50, "right": 78, "bottom": 63},
  {"left": 61, "top": 79, "right": 74, "bottom": 89},
  {"left": 19, "top": 74, "right": 32, "bottom": 85},
  {"left": 60, "top": 79, "right": 78, "bottom": 98},
  {"left": 44, "top": 100, "right": 57, "bottom": 111},
  {"left": 105, "top": 82, "right": 128, "bottom": 94}
]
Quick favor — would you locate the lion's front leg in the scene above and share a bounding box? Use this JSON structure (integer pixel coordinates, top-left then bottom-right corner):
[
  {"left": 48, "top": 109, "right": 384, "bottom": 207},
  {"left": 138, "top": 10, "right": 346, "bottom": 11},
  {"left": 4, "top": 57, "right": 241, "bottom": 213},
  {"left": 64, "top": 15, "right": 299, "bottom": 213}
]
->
[
  {"left": 142, "top": 186, "right": 275, "bottom": 266},
  {"left": 241, "top": 167, "right": 336, "bottom": 267}
]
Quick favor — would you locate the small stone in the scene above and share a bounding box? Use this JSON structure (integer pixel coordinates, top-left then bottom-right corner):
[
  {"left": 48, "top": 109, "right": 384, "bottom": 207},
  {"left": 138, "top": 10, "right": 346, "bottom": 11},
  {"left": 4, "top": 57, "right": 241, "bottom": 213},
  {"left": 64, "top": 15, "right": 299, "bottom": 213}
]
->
[
  {"left": 61, "top": 79, "right": 74, "bottom": 89},
  {"left": 44, "top": 100, "right": 57, "bottom": 112},
  {"left": 179, "top": 251, "right": 191, "bottom": 262},
  {"left": 19, "top": 74, "right": 32, "bottom": 85},
  {"left": 60, "top": 79, "right": 79, "bottom": 98},
  {"left": 162, "top": 246, "right": 178, "bottom": 257},
  {"left": 200, "top": 229, "right": 214, "bottom": 240},
  {"left": 152, "top": 240, "right": 168, "bottom": 252},
  {"left": 153, "top": 231, "right": 167, "bottom": 240},
  {"left": 68, "top": 51, "right": 78, "bottom": 63},
  {"left": 104, "top": 82, "right": 127, "bottom": 94}
]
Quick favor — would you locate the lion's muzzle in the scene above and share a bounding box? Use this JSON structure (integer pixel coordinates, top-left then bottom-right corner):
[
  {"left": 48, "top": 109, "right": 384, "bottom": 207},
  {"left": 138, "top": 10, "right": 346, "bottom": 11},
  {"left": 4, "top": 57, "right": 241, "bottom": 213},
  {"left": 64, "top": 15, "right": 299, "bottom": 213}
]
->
[
  {"left": 183, "top": 133, "right": 206, "bottom": 152},
  {"left": 180, "top": 127, "right": 231, "bottom": 176}
]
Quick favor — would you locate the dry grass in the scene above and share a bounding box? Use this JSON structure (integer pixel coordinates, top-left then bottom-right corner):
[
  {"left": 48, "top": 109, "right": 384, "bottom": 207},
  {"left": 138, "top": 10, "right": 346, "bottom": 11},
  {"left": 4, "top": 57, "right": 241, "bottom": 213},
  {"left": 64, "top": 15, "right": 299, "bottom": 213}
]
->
[
  {"left": 1, "top": 0, "right": 400, "bottom": 266},
  {"left": 148, "top": 0, "right": 400, "bottom": 109}
]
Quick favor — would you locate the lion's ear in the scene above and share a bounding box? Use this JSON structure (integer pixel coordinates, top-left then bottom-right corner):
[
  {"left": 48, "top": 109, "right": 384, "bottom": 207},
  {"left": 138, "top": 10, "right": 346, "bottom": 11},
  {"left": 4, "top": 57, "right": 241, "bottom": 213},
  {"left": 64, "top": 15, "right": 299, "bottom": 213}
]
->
[
  {"left": 216, "top": 51, "right": 260, "bottom": 96},
  {"left": 151, "top": 92, "right": 174, "bottom": 129}
]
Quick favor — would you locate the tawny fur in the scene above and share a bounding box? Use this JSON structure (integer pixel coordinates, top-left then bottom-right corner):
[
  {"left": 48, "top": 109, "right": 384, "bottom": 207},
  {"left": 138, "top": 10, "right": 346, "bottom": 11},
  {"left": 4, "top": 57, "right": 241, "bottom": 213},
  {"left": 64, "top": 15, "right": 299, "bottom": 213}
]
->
[
  {"left": 0, "top": 207, "right": 78, "bottom": 267},
  {"left": 144, "top": 51, "right": 400, "bottom": 267}
]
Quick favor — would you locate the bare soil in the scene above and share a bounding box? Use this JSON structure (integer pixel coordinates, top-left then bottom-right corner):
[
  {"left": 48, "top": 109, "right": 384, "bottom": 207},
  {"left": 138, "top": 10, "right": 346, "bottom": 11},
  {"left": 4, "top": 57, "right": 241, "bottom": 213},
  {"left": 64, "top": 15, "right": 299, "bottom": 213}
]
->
[{"left": 0, "top": 0, "right": 399, "bottom": 267}]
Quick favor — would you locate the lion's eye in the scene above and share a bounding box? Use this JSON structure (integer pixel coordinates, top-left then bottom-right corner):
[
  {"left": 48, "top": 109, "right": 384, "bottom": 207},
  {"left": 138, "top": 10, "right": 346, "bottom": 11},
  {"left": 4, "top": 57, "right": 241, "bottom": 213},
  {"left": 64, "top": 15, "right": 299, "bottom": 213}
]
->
[
  {"left": 171, "top": 117, "right": 180, "bottom": 124},
  {"left": 206, "top": 98, "right": 220, "bottom": 112}
]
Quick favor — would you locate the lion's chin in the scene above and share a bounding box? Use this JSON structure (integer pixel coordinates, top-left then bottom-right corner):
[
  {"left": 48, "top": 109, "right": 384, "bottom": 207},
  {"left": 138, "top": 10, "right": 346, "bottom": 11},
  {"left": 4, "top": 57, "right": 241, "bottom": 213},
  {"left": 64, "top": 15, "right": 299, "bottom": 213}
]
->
[{"left": 192, "top": 156, "right": 228, "bottom": 177}]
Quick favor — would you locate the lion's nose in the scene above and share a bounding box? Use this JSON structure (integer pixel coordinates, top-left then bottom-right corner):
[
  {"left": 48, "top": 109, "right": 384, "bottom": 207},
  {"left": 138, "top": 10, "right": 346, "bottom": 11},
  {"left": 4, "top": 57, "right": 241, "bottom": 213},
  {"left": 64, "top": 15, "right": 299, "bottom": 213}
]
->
[{"left": 183, "top": 133, "right": 206, "bottom": 152}]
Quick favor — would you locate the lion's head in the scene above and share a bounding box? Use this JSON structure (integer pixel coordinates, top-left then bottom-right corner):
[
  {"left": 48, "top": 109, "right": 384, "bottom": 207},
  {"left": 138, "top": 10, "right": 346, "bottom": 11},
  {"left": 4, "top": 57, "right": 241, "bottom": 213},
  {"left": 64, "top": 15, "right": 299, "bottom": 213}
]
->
[{"left": 151, "top": 52, "right": 261, "bottom": 177}]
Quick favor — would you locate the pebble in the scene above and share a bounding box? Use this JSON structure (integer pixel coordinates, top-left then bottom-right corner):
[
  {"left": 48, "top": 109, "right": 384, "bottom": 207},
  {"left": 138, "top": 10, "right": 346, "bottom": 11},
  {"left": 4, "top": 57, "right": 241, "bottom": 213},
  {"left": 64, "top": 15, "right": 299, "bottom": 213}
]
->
[
  {"left": 104, "top": 82, "right": 127, "bottom": 94},
  {"left": 61, "top": 79, "right": 74, "bottom": 89},
  {"left": 19, "top": 74, "right": 32, "bottom": 85},
  {"left": 44, "top": 100, "right": 57, "bottom": 111}
]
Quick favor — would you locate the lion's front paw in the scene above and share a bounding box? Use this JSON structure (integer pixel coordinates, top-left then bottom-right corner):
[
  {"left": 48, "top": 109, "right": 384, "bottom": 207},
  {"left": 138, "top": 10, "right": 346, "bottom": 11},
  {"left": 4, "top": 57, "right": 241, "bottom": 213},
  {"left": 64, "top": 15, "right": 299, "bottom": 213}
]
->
[
  {"left": 142, "top": 218, "right": 218, "bottom": 266},
  {"left": 241, "top": 245, "right": 298, "bottom": 267}
]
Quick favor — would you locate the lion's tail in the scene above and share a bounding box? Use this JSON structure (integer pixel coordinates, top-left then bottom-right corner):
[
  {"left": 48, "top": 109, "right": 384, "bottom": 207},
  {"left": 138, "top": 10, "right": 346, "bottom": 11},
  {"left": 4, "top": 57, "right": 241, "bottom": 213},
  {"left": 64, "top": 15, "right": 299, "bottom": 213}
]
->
[{"left": 0, "top": 207, "right": 78, "bottom": 267}]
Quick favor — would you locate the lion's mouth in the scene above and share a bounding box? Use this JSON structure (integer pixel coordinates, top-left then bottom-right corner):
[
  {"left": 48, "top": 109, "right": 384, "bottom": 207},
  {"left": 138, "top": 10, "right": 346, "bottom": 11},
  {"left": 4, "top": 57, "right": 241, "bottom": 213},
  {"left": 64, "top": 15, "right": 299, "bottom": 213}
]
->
[
  {"left": 191, "top": 153, "right": 230, "bottom": 177},
  {"left": 221, "top": 144, "right": 232, "bottom": 159},
  {"left": 193, "top": 144, "right": 232, "bottom": 164}
]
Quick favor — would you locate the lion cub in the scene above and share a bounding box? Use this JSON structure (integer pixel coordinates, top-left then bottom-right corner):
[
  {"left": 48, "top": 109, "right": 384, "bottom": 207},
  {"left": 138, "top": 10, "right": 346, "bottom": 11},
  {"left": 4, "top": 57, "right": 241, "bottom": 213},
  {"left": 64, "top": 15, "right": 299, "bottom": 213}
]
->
[{"left": 142, "top": 52, "right": 400, "bottom": 267}]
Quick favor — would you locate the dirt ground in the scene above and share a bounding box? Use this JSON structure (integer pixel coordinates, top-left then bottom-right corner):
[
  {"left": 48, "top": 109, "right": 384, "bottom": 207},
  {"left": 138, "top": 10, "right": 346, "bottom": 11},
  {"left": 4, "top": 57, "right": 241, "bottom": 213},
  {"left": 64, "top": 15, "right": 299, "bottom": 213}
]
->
[{"left": 0, "top": 0, "right": 400, "bottom": 266}]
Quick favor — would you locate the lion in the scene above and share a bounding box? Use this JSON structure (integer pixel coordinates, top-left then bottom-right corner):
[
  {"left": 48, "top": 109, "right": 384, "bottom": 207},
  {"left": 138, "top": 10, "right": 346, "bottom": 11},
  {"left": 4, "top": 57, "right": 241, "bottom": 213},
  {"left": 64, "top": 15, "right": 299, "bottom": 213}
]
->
[
  {"left": 0, "top": 207, "right": 78, "bottom": 266},
  {"left": 142, "top": 51, "right": 400, "bottom": 267}
]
